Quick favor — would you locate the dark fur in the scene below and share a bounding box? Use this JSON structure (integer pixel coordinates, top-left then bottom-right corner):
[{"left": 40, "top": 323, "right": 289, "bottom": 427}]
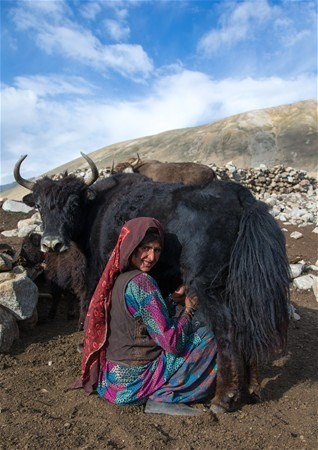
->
[
  {"left": 22, "top": 171, "right": 290, "bottom": 412},
  {"left": 21, "top": 233, "right": 86, "bottom": 321}
]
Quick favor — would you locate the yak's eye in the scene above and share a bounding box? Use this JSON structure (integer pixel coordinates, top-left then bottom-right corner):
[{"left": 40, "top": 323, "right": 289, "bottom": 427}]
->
[
  {"left": 71, "top": 200, "right": 79, "bottom": 210},
  {"left": 67, "top": 195, "right": 80, "bottom": 211}
]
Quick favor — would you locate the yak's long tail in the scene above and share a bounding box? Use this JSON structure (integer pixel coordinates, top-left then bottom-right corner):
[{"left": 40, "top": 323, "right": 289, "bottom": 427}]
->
[{"left": 227, "top": 192, "right": 291, "bottom": 363}]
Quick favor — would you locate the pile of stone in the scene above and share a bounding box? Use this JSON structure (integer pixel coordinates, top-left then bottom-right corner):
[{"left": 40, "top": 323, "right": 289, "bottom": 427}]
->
[
  {"left": 50, "top": 166, "right": 113, "bottom": 181},
  {"left": 0, "top": 202, "right": 43, "bottom": 352},
  {"left": 0, "top": 250, "right": 39, "bottom": 353},
  {"left": 49, "top": 161, "right": 317, "bottom": 195},
  {"left": 209, "top": 162, "right": 317, "bottom": 196}
]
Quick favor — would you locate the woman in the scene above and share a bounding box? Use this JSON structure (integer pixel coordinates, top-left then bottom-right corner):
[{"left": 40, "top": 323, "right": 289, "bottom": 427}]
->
[{"left": 79, "top": 217, "right": 217, "bottom": 416}]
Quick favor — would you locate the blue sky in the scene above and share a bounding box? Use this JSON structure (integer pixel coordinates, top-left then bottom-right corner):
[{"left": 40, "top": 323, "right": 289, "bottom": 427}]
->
[{"left": 1, "top": 0, "right": 317, "bottom": 185}]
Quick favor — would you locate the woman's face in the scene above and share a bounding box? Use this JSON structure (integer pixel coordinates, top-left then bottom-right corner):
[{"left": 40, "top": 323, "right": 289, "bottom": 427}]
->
[{"left": 131, "top": 240, "right": 162, "bottom": 272}]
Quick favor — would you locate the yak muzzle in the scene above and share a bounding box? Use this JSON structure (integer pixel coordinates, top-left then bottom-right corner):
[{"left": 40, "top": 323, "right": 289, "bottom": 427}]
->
[{"left": 41, "top": 235, "right": 68, "bottom": 253}]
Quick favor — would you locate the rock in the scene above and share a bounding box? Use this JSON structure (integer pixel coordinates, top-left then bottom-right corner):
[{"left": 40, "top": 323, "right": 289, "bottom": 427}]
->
[
  {"left": 2, "top": 199, "right": 33, "bottom": 214},
  {"left": 18, "top": 308, "right": 38, "bottom": 331},
  {"left": 11, "top": 265, "right": 26, "bottom": 275},
  {"left": 279, "top": 213, "right": 287, "bottom": 222},
  {"left": 0, "top": 271, "right": 38, "bottom": 320},
  {"left": 313, "top": 227, "right": 318, "bottom": 234},
  {"left": 289, "top": 263, "right": 305, "bottom": 279},
  {"left": 293, "top": 275, "right": 315, "bottom": 290},
  {"left": 0, "top": 254, "right": 14, "bottom": 272},
  {"left": 0, "top": 243, "right": 16, "bottom": 258},
  {"left": 290, "top": 231, "right": 303, "bottom": 240},
  {"left": 288, "top": 303, "right": 301, "bottom": 321},
  {"left": 0, "top": 306, "right": 19, "bottom": 353},
  {"left": 312, "top": 276, "right": 318, "bottom": 302},
  {"left": 1, "top": 229, "right": 18, "bottom": 237},
  {"left": 17, "top": 223, "right": 39, "bottom": 238}
]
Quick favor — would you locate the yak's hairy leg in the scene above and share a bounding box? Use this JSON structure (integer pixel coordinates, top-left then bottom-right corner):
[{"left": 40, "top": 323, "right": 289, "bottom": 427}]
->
[
  {"left": 210, "top": 337, "right": 241, "bottom": 414},
  {"left": 65, "top": 293, "right": 76, "bottom": 321},
  {"left": 243, "top": 361, "right": 262, "bottom": 404},
  {"left": 47, "top": 282, "right": 62, "bottom": 320},
  {"left": 78, "top": 307, "right": 87, "bottom": 331}
]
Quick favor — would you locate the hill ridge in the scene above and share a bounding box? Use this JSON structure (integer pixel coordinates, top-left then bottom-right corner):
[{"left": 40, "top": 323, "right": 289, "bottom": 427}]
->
[{"left": 2, "top": 99, "right": 317, "bottom": 200}]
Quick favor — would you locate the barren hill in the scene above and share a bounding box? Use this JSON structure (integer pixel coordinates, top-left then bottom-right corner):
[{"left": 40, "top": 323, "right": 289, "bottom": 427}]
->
[
  {"left": 48, "top": 99, "right": 318, "bottom": 175},
  {"left": 3, "top": 99, "right": 317, "bottom": 200}
]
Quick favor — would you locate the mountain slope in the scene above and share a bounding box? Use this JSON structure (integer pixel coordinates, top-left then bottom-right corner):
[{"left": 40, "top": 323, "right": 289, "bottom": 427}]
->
[
  {"left": 2, "top": 100, "right": 317, "bottom": 200},
  {"left": 48, "top": 99, "right": 318, "bottom": 175}
]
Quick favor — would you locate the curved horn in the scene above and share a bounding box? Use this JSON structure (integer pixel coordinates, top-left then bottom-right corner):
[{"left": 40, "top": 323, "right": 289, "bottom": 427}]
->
[
  {"left": 131, "top": 152, "right": 141, "bottom": 168},
  {"left": 14, "top": 155, "right": 35, "bottom": 191},
  {"left": 80, "top": 152, "right": 99, "bottom": 186},
  {"left": 110, "top": 160, "right": 116, "bottom": 174}
]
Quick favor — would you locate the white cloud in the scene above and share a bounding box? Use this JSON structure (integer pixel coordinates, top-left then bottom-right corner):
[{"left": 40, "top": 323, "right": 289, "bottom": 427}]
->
[
  {"left": 1, "top": 70, "right": 316, "bottom": 184},
  {"left": 11, "top": 0, "right": 69, "bottom": 29},
  {"left": 198, "top": 0, "right": 274, "bottom": 54},
  {"left": 104, "top": 19, "right": 130, "bottom": 41},
  {"left": 13, "top": 75, "right": 94, "bottom": 97},
  {"left": 38, "top": 24, "right": 153, "bottom": 79},
  {"left": 10, "top": 2, "right": 153, "bottom": 80},
  {"left": 79, "top": 1, "right": 102, "bottom": 20}
]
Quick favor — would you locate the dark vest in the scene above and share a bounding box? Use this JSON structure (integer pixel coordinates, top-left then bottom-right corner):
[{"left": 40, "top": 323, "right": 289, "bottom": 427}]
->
[{"left": 106, "top": 270, "right": 162, "bottom": 366}]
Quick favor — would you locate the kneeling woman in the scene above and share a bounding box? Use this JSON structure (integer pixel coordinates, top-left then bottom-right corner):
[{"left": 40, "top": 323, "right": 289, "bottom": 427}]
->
[{"left": 79, "top": 217, "right": 217, "bottom": 415}]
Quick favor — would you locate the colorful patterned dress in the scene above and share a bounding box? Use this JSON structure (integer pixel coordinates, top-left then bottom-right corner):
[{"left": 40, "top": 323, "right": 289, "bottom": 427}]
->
[{"left": 97, "top": 272, "right": 217, "bottom": 405}]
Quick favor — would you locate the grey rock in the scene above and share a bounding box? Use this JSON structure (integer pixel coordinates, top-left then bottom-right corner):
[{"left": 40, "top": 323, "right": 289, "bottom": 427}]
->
[
  {"left": 290, "top": 231, "right": 303, "bottom": 240},
  {"left": 18, "top": 308, "right": 38, "bottom": 331},
  {"left": 17, "top": 223, "right": 39, "bottom": 238},
  {"left": 2, "top": 199, "right": 33, "bottom": 213},
  {"left": 0, "top": 306, "right": 19, "bottom": 353},
  {"left": 0, "top": 254, "right": 14, "bottom": 272},
  {"left": 289, "top": 263, "right": 305, "bottom": 279},
  {"left": 0, "top": 271, "right": 38, "bottom": 320},
  {"left": 312, "top": 276, "right": 318, "bottom": 302},
  {"left": 1, "top": 229, "right": 18, "bottom": 237},
  {"left": 293, "top": 274, "right": 315, "bottom": 290}
]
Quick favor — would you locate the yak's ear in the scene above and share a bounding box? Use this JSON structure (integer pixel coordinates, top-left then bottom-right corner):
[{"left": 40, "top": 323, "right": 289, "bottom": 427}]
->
[
  {"left": 85, "top": 187, "right": 97, "bottom": 201},
  {"left": 29, "top": 233, "right": 42, "bottom": 247},
  {"left": 22, "top": 193, "right": 35, "bottom": 207}
]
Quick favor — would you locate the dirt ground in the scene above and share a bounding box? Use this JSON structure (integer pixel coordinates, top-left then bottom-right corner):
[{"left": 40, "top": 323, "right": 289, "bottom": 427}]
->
[{"left": 0, "top": 207, "right": 317, "bottom": 450}]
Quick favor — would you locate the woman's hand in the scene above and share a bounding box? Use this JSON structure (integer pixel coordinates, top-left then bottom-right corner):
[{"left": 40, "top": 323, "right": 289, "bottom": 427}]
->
[
  {"left": 184, "top": 292, "right": 199, "bottom": 315},
  {"left": 171, "top": 286, "right": 199, "bottom": 315},
  {"left": 170, "top": 285, "right": 186, "bottom": 304}
]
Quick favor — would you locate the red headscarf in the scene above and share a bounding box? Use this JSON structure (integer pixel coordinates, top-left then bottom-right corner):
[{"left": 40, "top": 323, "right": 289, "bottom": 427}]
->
[{"left": 78, "top": 217, "right": 164, "bottom": 393}]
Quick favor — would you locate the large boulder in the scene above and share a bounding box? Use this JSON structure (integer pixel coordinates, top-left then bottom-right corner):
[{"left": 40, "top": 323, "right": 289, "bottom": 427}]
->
[
  {"left": 0, "top": 269, "right": 38, "bottom": 320},
  {"left": 0, "top": 306, "right": 19, "bottom": 353}
]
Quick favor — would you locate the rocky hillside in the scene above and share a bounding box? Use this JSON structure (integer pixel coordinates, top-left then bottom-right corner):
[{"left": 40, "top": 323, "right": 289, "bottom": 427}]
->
[{"left": 2, "top": 100, "right": 317, "bottom": 201}]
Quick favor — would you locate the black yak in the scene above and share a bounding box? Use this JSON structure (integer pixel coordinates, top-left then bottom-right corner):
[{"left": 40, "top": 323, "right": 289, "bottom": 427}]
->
[{"left": 14, "top": 153, "right": 290, "bottom": 413}]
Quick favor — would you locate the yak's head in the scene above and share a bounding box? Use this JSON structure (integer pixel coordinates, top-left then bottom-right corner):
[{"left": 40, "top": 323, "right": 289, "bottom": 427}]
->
[{"left": 14, "top": 153, "right": 99, "bottom": 253}]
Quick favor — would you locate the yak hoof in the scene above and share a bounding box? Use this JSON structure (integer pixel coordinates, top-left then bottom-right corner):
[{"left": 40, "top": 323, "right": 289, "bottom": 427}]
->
[
  {"left": 245, "top": 391, "right": 262, "bottom": 404},
  {"left": 210, "top": 403, "right": 228, "bottom": 414},
  {"left": 77, "top": 343, "right": 83, "bottom": 354}
]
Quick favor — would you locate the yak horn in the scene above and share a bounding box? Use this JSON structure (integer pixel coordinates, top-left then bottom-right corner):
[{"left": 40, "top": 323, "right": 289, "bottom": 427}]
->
[
  {"left": 14, "top": 155, "right": 35, "bottom": 191},
  {"left": 131, "top": 152, "right": 141, "bottom": 168},
  {"left": 80, "top": 152, "right": 99, "bottom": 186}
]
